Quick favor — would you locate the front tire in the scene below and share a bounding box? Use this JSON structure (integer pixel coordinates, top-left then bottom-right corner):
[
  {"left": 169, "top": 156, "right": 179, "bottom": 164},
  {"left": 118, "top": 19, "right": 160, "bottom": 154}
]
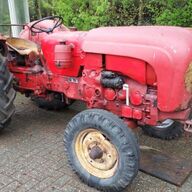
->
[
  {"left": 64, "top": 109, "right": 139, "bottom": 192},
  {"left": 0, "top": 53, "right": 15, "bottom": 130}
]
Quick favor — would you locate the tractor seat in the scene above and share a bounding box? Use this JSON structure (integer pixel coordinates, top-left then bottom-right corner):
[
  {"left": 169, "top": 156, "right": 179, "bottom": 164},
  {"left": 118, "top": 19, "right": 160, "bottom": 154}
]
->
[{"left": 6, "top": 37, "right": 39, "bottom": 55}]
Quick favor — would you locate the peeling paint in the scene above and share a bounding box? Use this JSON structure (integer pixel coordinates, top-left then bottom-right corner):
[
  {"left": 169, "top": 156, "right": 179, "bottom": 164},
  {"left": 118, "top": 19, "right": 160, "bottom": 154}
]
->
[{"left": 185, "top": 62, "right": 192, "bottom": 92}]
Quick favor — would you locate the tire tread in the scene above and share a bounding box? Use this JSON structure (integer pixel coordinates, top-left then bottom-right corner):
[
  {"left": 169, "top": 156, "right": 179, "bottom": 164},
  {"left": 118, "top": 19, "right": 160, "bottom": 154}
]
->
[
  {"left": 141, "top": 121, "right": 183, "bottom": 140},
  {"left": 64, "top": 109, "right": 140, "bottom": 192},
  {"left": 0, "top": 54, "right": 15, "bottom": 129}
]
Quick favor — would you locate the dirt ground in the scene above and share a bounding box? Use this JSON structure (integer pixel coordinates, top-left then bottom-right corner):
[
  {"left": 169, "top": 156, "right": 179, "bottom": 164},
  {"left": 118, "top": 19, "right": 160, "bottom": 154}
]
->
[{"left": 0, "top": 94, "right": 191, "bottom": 192}]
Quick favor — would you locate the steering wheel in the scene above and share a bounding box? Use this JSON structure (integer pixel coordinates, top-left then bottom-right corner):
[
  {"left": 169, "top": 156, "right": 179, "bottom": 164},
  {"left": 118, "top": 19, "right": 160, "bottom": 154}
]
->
[{"left": 30, "top": 16, "right": 63, "bottom": 33}]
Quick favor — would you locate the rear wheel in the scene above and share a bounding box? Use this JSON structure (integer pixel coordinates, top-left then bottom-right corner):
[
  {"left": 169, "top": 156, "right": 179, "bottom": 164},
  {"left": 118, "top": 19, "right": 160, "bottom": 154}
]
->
[
  {"left": 141, "top": 119, "right": 183, "bottom": 140},
  {"left": 64, "top": 109, "right": 139, "bottom": 192},
  {"left": 31, "top": 93, "right": 73, "bottom": 110},
  {"left": 0, "top": 53, "right": 15, "bottom": 130}
]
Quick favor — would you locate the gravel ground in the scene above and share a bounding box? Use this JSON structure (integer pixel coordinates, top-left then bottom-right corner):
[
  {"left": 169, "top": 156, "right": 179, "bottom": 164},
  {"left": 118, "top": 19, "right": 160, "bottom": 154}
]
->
[{"left": 0, "top": 94, "right": 191, "bottom": 192}]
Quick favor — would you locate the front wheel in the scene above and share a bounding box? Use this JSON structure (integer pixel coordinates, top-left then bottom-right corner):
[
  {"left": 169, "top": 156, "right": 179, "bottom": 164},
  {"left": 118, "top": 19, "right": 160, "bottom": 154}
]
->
[{"left": 64, "top": 109, "right": 139, "bottom": 192}]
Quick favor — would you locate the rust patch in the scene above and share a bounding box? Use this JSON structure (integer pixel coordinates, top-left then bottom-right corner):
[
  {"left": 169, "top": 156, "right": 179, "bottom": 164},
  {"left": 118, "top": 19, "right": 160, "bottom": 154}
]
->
[{"left": 185, "top": 62, "right": 192, "bottom": 92}]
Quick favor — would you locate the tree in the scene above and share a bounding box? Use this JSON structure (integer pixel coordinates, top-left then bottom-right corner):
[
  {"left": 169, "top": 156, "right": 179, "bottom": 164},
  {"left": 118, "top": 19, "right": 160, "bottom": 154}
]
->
[
  {"left": 138, "top": 0, "right": 145, "bottom": 25},
  {"left": 29, "top": 0, "right": 55, "bottom": 20},
  {"left": 52, "top": 0, "right": 167, "bottom": 29},
  {"left": 34, "top": 0, "right": 42, "bottom": 19},
  {"left": 27, "top": 0, "right": 192, "bottom": 29},
  {"left": 0, "top": 0, "right": 10, "bottom": 34},
  {"left": 53, "top": 0, "right": 110, "bottom": 30},
  {"left": 156, "top": 0, "right": 192, "bottom": 27}
]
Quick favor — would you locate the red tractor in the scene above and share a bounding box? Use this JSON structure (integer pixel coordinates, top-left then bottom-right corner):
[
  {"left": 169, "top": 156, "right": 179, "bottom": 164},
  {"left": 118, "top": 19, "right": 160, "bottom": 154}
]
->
[{"left": 1, "top": 16, "right": 192, "bottom": 191}]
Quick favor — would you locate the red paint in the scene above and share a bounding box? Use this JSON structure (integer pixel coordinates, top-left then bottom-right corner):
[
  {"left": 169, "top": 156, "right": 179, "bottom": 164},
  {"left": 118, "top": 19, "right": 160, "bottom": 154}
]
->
[
  {"left": 104, "top": 88, "right": 116, "bottom": 101},
  {"left": 83, "top": 26, "right": 192, "bottom": 112},
  {"left": 106, "top": 55, "right": 147, "bottom": 85},
  {"left": 41, "top": 32, "right": 86, "bottom": 76},
  {"left": 6, "top": 21, "right": 192, "bottom": 127},
  {"left": 54, "top": 44, "right": 73, "bottom": 68},
  {"left": 133, "top": 109, "right": 143, "bottom": 120},
  {"left": 130, "top": 91, "right": 143, "bottom": 106},
  {"left": 84, "top": 54, "right": 103, "bottom": 69},
  {"left": 122, "top": 105, "right": 133, "bottom": 118},
  {"left": 123, "top": 119, "right": 138, "bottom": 129}
]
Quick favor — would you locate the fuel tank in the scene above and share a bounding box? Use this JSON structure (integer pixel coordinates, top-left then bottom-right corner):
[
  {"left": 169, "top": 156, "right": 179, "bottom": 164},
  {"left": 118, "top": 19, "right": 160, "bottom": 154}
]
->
[
  {"left": 41, "top": 31, "right": 87, "bottom": 76},
  {"left": 82, "top": 26, "right": 192, "bottom": 112}
]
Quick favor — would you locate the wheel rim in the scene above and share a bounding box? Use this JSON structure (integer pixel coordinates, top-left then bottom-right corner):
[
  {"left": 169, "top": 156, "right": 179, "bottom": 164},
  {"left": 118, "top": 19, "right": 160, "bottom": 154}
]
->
[
  {"left": 75, "top": 128, "right": 118, "bottom": 179},
  {"left": 156, "top": 119, "right": 174, "bottom": 129}
]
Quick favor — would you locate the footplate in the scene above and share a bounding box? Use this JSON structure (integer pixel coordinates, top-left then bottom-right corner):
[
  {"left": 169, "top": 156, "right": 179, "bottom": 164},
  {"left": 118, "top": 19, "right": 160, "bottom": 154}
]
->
[{"left": 140, "top": 146, "right": 192, "bottom": 186}]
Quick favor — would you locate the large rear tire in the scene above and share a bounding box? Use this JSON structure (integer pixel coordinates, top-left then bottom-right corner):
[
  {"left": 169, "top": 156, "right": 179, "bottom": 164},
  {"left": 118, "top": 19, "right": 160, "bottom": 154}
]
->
[
  {"left": 64, "top": 109, "right": 139, "bottom": 192},
  {"left": 31, "top": 93, "right": 73, "bottom": 110},
  {"left": 0, "top": 54, "right": 15, "bottom": 130}
]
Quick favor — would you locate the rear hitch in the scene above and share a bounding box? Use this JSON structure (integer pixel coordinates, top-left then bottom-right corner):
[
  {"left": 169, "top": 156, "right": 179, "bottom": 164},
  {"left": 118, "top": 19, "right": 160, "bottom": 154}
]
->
[
  {"left": 183, "top": 120, "right": 192, "bottom": 142},
  {"left": 184, "top": 120, "right": 192, "bottom": 133}
]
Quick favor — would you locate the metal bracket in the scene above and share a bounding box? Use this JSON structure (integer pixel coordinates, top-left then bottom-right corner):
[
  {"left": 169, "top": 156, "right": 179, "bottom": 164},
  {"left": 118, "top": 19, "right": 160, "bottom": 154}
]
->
[
  {"left": 123, "top": 84, "right": 129, "bottom": 106},
  {"left": 184, "top": 120, "right": 192, "bottom": 133}
]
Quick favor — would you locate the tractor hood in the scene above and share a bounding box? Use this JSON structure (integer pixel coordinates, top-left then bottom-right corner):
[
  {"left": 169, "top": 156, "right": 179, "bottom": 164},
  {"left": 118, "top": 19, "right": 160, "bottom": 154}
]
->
[
  {"left": 83, "top": 26, "right": 192, "bottom": 64},
  {"left": 83, "top": 26, "right": 192, "bottom": 112}
]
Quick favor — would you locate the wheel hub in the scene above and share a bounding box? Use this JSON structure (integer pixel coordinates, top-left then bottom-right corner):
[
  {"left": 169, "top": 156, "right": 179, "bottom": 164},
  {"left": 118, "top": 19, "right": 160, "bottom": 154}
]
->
[
  {"left": 89, "top": 145, "right": 103, "bottom": 160},
  {"left": 75, "top": 128, "right": 118, "bottom": 179}
]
